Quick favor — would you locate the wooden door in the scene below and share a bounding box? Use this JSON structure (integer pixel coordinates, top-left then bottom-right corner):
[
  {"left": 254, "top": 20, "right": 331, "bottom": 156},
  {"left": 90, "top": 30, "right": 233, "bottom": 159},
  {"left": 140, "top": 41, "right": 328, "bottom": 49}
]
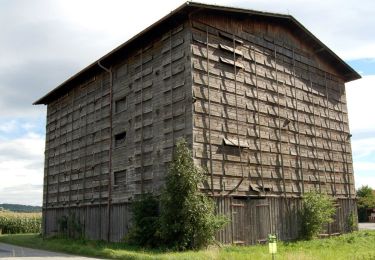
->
[
  {"left": 231, "top": 198, "right": 246, "bottom": 245},
  {"left": 255, "top": 201, "right": 271, "bottom": 243}
]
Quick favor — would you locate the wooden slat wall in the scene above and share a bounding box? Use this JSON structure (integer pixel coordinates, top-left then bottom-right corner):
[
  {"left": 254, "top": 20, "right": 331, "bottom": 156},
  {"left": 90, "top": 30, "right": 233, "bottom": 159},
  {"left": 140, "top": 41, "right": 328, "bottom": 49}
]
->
[
  {"left": 42, "top": 21, "right": 193, "bottom": 240},
  {"left": 215, "top": 197, "right": 357, "bottom": 244},
  {"left": 110, "top": 22, "right": 193, "bottom": 203},
  {"left": 189, "top": 13, "right": 355, "bottom": 198},
  {"left": 42, "top": 10, "right": 357, "bottom": 244}
]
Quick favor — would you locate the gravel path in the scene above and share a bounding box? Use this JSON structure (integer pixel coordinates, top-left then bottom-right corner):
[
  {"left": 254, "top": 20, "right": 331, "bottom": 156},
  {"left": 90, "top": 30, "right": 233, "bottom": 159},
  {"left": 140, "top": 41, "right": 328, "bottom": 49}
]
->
[{"left": 358, "top": 222, "right": 375, "bottom": 230}]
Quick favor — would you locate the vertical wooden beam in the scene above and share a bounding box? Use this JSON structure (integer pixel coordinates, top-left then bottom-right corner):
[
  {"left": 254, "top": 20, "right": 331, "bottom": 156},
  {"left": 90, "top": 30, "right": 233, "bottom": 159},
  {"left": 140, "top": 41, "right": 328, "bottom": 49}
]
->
[
  {"left": 324, "top": 73, "right": 336, "bottom": 196},
  {"left": 338, "top": 86, "right": 351, "bottom": 198},
  {"left": 169, "top": 31, "right": 175, "bottom": 152},
  {"left": 291, "top": 49, "right": 304, "bottom": 194},
  {"left": 307, "top": 66, "right": 321, "bottom": 192},
  {"left": 68, "top": 87, "right": 75, "bottom": 216},
  {"left": 99, "top": 76, "right": 104, "bottom": 239},
  {"left": 228, "top": 33, "right": 245, "bottom": 195},
  {"left": 274, "top": 46, "right": 287, "bottom": 198},
  {"left": 43, "top": 108, "right": 52, "bottom": 236},
  {"left": 206, "top": 27, "right": 214, "bottom": 195},
  {"left": 83, "top": 84, "right": 89, "bottom": 204},
  {"left": 56, "top": 99, "right": 64, "bottom": 205},
  {"left": 140, "top": 50, "right": 144, "bottom": 194},
  {"left": 252, "top": 46, "right": 264, "bottom": 192}
]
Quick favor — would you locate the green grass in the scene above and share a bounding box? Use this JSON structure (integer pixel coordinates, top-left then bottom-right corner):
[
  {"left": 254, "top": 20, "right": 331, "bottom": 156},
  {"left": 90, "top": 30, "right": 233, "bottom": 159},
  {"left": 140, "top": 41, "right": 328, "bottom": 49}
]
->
[{"left": 0, "top": 231, "right": 374, "bottom": 259}]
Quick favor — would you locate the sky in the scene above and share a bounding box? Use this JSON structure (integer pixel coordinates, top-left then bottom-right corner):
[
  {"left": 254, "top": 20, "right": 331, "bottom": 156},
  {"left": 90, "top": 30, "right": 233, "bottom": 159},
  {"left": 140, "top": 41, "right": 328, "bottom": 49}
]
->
[{"left": 0, "top": 0, "right": 374, "bottom": 206}]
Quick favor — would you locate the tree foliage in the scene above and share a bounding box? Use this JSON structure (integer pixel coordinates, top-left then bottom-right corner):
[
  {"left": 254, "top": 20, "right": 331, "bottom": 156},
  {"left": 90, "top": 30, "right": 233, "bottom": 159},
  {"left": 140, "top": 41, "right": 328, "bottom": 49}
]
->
[
  {"left": 300, "top": 191, "right": 336, "bottom": 240},
  {"left": 126, "top": 193, "right": 160, "bottom": 247},
  {"left": 159, "top": 139, "right": 228, "bottom": 250},
  {"left": 357, "top": 185, "right": 375, "bottom": 222},
  {"left": 127, "top": 139, "right": 227, "bottom": 250}
]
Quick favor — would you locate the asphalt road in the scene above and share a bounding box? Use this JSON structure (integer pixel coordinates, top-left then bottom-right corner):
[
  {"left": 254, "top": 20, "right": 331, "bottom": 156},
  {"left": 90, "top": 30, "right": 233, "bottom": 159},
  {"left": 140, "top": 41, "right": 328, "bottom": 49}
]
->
[{"left": 0, "top": 242, "right": 102, "bottom": 259}]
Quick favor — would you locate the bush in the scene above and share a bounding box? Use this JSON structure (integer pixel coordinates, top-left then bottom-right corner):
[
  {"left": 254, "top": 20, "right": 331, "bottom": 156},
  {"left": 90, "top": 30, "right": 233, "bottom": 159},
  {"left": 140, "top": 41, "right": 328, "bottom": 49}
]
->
[
  {"left": 357, "top": 185, "right": 375, "bottom": 222},
  {"left": 57, "top": 213, "right": 83, "bottom": 239},
  {"left": 0, "top": 212, "right": 41, "bottom": 234},
  {"left": 126, "top": 193, "right": 160, "bottom": 247},
  {"left": 159, "top": 139, "right": 228, "bottom": 250},
  {"left": 300, "top": 191, "right": 335, "bottom": 240}
]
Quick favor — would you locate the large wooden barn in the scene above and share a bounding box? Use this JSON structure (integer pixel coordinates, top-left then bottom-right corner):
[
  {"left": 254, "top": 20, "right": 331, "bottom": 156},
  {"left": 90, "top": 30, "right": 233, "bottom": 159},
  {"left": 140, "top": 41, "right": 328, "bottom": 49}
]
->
[{"left": 35, "top": 2, "right": 360, "bottom": 244}]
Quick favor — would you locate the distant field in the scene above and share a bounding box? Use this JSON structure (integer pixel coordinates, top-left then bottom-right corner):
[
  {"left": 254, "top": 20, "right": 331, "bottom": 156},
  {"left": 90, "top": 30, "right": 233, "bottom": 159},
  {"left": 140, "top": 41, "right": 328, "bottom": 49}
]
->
[
  {"left": 0, "top": 231, "right": 374, "bottom": 259},
  {"left": 0, "top": 211, "right": 41, "bottom": 234}
]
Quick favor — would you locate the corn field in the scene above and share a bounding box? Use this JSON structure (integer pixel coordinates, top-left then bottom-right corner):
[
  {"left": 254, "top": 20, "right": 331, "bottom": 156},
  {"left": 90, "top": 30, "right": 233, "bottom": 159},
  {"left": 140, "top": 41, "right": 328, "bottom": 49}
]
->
[{"left": 0, "top": 211, "right": 42, "bottom": 234}]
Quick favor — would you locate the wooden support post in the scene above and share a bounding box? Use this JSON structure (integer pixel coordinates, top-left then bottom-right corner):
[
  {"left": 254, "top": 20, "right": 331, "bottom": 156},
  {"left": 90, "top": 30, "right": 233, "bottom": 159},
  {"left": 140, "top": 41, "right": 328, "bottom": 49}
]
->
[
  {"left": 83, "top": 84, "right": 89, "bottom": 204},
  {"left": 308, "top": 66, "right": 321, "bottom": 192},
  {"left": 57, "top": 100, "right": 62, "bottom": 204},
  {"left": 206, "top": 27, "right": 214, "bottom": 195},
  {"left": 140, "top": 49, "right": 144, "bottom": 194},
  {"left": 274, "top": 46, "right": 287, "bottom": 198},
  {"left": 252, "top": 46, "right": 265, "bottom": 192},
  {"left": 291, "top": 49, "right": 304, "bottom": 194},
  {"left": 324, "top": 73, "right": 336, "bottom": 196},
  {"left": 228, "top": 33, "right": 245, "bottom": 195},
  {"left": 169, "top": 31, "right": 175, "bottom": 152},
  {"left": 338, "top": 86, "right": 351, "bottom": 198}
]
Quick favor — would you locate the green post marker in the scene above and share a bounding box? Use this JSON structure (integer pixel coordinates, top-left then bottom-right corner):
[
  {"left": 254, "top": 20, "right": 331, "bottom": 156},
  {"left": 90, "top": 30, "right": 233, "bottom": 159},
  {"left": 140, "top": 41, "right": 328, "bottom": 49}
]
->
[{"left": 268, "top": 234, "right": 277, "bottom": 260}]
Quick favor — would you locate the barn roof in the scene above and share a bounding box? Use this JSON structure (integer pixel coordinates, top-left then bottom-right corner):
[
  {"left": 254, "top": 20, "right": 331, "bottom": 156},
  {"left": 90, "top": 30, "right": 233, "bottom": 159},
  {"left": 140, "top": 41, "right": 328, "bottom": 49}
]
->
[{"left": 34, "top": 1, "right": 361, "bottom": 105}]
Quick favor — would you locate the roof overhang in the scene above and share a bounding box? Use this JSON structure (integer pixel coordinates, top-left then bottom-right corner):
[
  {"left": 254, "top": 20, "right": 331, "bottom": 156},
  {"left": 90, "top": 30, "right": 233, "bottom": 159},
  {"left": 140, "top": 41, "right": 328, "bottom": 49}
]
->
[{"left": 34, "top": 1, "right": 361, "bottom": 105}]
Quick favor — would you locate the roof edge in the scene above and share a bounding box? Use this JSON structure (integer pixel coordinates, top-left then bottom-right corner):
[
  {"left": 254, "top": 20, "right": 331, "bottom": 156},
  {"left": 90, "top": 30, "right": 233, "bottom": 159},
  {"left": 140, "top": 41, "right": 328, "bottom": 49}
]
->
[{"left": 34, "top": 1, "right": 361, "bottom": 105}]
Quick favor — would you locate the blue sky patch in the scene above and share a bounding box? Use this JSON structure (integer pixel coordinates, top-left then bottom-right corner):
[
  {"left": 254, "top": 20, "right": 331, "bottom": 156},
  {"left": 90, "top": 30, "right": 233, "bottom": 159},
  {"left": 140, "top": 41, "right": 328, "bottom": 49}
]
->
[{"left": 347, "top": 59, "right": 375, "bottom": 76}]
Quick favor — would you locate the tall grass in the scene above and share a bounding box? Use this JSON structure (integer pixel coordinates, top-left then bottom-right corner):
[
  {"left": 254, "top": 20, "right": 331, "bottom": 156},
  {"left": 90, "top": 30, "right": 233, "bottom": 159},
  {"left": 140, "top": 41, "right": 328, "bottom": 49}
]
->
[{"left": 0, "top": 211, "right": 41, "bottom": 234}]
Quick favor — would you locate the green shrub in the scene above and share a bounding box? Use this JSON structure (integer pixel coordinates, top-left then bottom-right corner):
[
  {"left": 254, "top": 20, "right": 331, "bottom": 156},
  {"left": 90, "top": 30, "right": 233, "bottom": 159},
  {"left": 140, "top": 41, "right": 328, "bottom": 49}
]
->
[
  {"left": 0, "top": 212, "right": 41, "bottom": 234},
  {"left": 57, "top": 213, "right": 83, "bottom": 239},
  {"left": 347, "top": 211, "right": 358, "bottom": 232},
  {"left": 357, "top": 185, "right": 375, "bottom": 222},
  {"left": 300, "top": 191, "right": 335, "bottom": 240},
  {"left": 159, "top": 139, "right": 228, "bottom": 250},
  {"left": 126, "top": 193, "right": 160, "bottom": 247}
]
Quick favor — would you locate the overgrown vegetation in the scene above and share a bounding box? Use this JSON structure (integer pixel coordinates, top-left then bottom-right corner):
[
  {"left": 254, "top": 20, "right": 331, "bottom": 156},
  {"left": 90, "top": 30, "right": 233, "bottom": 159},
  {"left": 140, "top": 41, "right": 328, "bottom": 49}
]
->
[
  {"left": 1, "top": 231, "right": 375, "bottom": 259},
  {"left": 159, "top": 139, "right": 228, "bottom": 250},
  {"left": 57, "top": 213, "right": 83, "bottom": 239},
  {"left": 357, "top": 185, "right": 375, "bottom": 222},
  {"left": 0, "top": 211, "right": 41, "bottom": 234},
  {"left": 127, "top": 139, "right": 228, "bottom": 250},
  {"left": 126, "top": 193, "right": 160, "bottom": 247},
  {"left": 299, "top": 191, "right": 336, "bottom": 240}
]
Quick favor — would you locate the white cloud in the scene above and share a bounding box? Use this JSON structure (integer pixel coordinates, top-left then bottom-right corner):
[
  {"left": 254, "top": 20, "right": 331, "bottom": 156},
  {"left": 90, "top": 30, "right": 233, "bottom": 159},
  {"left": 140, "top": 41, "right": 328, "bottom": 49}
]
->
[
  {"left": 354, "top": 174, "right": 375, "bottom": 190},
  {"left": 346, "top": 75, "right": 375, "bottom": 132},
  {"left": 351, "top": 137, "right": 375, "bottom": 159},
  {"left": 0, "top": 132, "right": 44, "bottom": 205},
  {"left": 354, "top": 162, "right": 375, "bottom": 172},
  {"left": 0, "top": 184, "right": 42, "bottom": 206},
  {"left": 0, "top": 120, "right": 18, "bottom": 133}
]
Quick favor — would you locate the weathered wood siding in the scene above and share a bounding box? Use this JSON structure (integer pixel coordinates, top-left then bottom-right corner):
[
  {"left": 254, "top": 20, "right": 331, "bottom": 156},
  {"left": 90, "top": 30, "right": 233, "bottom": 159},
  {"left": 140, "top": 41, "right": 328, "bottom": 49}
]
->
[
  {"left": 42, "top": 8, "right": 357, "bottom": 244},
  {"left": 42, "top": 21, "right": 193, "bottom": 239},
  {"left": 190, "top": 11, "right": 355, "bottom": 198},
  {"left": 215, "top": 197, "right": 357, "bottom": 244}
]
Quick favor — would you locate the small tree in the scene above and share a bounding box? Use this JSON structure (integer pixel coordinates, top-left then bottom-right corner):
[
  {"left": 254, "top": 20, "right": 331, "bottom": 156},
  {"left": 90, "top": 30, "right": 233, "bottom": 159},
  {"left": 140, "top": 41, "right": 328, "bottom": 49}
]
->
[
  {"left": 300, "top": 190, "right": 336, "bottom": 240},
  {"left": 160, "top": 139, "right": 228, "bottom": 250},
  {"left": 126, "top": 193, "right": 160, "bottom": 247},
  {"left": 357, "top": 185, "right": 375, "bottom": 222}
]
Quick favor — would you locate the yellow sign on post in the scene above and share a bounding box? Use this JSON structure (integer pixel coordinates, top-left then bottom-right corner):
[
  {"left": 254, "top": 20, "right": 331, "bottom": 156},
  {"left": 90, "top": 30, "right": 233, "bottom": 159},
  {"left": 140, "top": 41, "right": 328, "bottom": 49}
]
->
[{"left": 268, "top": 234, "right": 277, "bottom": 254}]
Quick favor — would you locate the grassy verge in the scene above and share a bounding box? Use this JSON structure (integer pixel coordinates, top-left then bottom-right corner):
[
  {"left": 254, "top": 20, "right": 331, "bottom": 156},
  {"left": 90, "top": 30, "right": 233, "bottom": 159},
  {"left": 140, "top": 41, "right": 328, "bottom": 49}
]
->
[{"left": 0, "top": 231, "right": 374, "bottom": 259}]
